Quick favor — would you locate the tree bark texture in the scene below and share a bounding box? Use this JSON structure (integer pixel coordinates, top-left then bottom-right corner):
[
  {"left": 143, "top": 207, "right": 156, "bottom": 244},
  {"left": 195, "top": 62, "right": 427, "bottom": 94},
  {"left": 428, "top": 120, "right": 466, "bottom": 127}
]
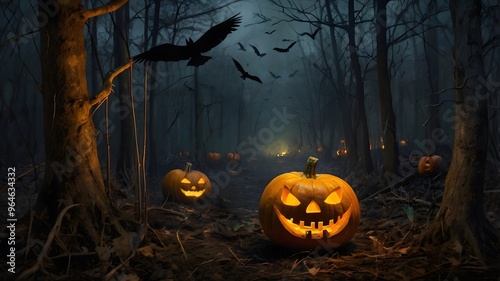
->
[
  {"left": 422, "top": 0, "right": 499, "bottom": 261},
  {"left": 39, "top": 0, "right": 127, "bottom": 246}
]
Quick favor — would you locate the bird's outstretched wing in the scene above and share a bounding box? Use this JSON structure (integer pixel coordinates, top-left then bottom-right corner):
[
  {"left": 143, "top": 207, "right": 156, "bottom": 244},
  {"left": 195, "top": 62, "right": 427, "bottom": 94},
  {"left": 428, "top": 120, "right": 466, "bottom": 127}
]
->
[
  {"left": 250, "top": 44, "right": 266, "bottom": 57},
  {"left": 195, "top": 13, "right": 242, "bottom": 53},
  {"left": 288, "top": 70, "right": 299, "bottom": 77},
  {"left": 273, "top": 41, "right": 296, "bottom": 52},
  {"left": 232, "top": 58, "right": 262, "bottom": 84},
  {"left": 233, "top": 58, "right": 246, "bottom": 75},
  {"left": 269, "top": 71, "right": 280, "bottom": 79},
  {"left": 299, "top": 27, "right": 321, "bottom": 39},
  {"left": 237, "top": 42, "right": 246, "bottom": 51},
  {"left": 133, "top": 43, "right": 191, "bottom": 62}
]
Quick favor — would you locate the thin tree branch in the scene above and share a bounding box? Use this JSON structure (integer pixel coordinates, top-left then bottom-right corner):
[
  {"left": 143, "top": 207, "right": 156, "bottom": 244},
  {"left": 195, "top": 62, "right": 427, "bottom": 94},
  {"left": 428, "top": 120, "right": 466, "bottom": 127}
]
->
[
  {"left": 82, "top": 0, "right": 129, "bottom": 21},
  {"left": 89, "top": 61, "right": 132, "bottom": 107}
]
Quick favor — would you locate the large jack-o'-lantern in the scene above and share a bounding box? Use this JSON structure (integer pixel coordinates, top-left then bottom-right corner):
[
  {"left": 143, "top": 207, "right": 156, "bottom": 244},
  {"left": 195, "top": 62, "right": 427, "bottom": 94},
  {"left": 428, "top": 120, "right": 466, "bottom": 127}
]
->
[
  {"left": 162, "top": 162, "right": 212, "bottom": 203},
  {"left": 259, "top": 156, "right": 360, "bottom": 250}
]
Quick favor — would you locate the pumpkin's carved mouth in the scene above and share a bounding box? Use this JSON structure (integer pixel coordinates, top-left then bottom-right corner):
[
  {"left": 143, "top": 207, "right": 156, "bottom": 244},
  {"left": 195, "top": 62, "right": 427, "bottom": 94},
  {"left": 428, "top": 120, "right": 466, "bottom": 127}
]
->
[
  {"left": 274, "top": 205, "right": 352, "bottom": 239},
  {"left": 180, "top": 186, "right": 206, "bottom": 197}
]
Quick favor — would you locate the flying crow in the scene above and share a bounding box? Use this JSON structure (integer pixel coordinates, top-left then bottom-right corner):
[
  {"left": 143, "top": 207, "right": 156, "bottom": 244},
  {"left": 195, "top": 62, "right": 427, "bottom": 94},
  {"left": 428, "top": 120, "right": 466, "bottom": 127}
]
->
[
  {"left": 299, "top": 27, "right": 321, "bottom": 40},
  {"left": 265, "top": 29, "right": 276, "bottom": 35},
  {"left": 133, "top": 14, "right": 241, "bottom": 66},
  {"left": 288, "top": 70, "right": 299, "bottom": 77},
  {"left": 249, "top": 44, "right": 266, "bottom": 57},
  {"left": 273, "top": 41, "right": 297, "bottom": 53},
  {"left": 269, "top": 71, "right": 281, "bottom": 79},
  {"left": 237, "top": 42, "right": 246, "bottom": 51},
  {"left": 232, "top": 58, "right": 262, "bottom": 84}
]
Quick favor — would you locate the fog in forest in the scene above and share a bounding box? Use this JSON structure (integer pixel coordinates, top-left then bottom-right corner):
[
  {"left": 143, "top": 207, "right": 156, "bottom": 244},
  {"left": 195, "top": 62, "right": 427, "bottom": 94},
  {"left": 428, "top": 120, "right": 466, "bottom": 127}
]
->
[
  {"left": 0, "top": 1, "right": 499, "bottom": 279},
  {"left": 5, "top": 0, "right": 493, "bottom": 171}
]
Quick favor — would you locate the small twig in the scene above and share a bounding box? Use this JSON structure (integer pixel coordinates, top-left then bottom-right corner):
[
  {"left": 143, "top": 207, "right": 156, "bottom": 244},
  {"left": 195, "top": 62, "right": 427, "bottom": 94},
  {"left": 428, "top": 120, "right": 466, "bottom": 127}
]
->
[
  {"left": 0, "top": 163, "right": 45, "bottom": 194},
  {"left": 361, "top": 171, "right": 418, "bottom": 202},
  {"left": 228, "top": 246, "right": 245, "bottom": 265},
  {"left": 176, "top": 230, "right": 188, "bottom": 261},
  {"left": 148, "top": 207, "right": 187, "bottom": 220},
  {"left": 422, "top": 77, "right": 469, "bottom": 100},
  {"left": 102, "top": 250, "right": 136, "bottom": 281},
  {"left": 17, "top": 204, "right": 80, "bottom": 280}
]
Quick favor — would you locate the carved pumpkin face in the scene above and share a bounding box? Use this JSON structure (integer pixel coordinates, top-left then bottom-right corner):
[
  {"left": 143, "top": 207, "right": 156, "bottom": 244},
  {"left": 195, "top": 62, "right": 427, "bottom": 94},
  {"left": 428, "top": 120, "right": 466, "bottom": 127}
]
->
[
  {"left": 418, "top": 154, "right": 443, "bottom": 177},
  {"left": 162, "top": 163, "right": 212, "bottom": 203},
  {"left": 259, "top": 157, "right": 360, "bottom": 250}
]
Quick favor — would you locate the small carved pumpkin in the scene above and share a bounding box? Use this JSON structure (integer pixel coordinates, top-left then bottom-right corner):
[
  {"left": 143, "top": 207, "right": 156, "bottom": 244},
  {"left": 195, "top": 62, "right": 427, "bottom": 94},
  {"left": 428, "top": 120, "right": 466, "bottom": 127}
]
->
[
  {"left": 417, "top": 154, "right": 443, "bottom": 177},
  {"left": 259, "top": 156, "right": 360, "bottom": 250},
  {"left": 227, "top": 152, "right": 241, "bottom": 162},
  {"left": 207, "top": 152, "right": 221, "bottom": 163},
  {"left": 162, "top": 162, "right": 212, "bottom": 203}
]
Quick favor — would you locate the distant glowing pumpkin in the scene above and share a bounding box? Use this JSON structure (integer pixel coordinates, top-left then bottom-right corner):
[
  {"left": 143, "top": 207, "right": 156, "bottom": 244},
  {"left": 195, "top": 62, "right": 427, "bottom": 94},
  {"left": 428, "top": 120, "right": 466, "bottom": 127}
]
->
[
  {"left": 259, "top": 156, "right": 360, "bottom": 250},
  {"left": 226, "top": 152, "right": 241, "bottom": 162},
  {"left": 162, "top": 163, "right": 212, "bottom": 203},
  {"left": 207, "top": 152, "right": 221, "bottom": 163},
  {"left": 417, "top": 154, "right": 443, "bottom": 177}
]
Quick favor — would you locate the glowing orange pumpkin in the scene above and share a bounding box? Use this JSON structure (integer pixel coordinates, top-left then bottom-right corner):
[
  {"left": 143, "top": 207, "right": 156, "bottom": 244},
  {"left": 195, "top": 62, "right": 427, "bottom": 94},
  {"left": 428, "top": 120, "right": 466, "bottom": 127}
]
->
[
  {"left": 226, "top": 152, "right": 241, "bottom": 162},
  {"left": 207, "top": 152, "right": 221, "bottom": 163},
  {"left": 259, "top": 156, "right": 360, "bottom": 250},
  {"left": 417, "top": 154, "right": 443, "bottom": 177},
  {"left": 162, "top": 163, "right": 212, "bottom": 203}
]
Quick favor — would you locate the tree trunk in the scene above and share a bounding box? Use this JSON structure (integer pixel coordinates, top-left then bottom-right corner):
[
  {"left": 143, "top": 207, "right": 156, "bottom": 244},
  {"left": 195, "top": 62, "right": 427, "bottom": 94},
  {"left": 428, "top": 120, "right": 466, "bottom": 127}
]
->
[
  {"left": 421, "top": 0, "right": 499, "bottom": 262},
  {"left": 194, "top": 67, "right": 204, "bottom": 160},
  {"left": 147, "top": 0, "right": 161, "bottom": 178},
  {"left": 325, "top": 0, "right": 356, "bottom": 167},
  {"left": 423, "top": 1, "right": 441, "bottom": 139},
  {"left": 115, "top": 3, "right": 135, "bottom": 183},
  {"left": 375, "top": 0, "right": 399, "bottom": 176},
  {"left": 348, "top": 0, "right": 373, "bottom": 173},
  {"left": 37, "top": 0, "right": 128, "bottom": 248}
]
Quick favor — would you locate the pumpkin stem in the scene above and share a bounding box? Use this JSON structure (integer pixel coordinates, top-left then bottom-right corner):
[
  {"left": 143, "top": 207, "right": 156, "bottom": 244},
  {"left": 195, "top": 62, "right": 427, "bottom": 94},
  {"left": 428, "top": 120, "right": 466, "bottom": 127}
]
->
[
  {"left": 303, "top": 156, "right": 318, "bottom": 179},
  {"left": 184, "top": 162, "right": 193, "bottom": 173}
]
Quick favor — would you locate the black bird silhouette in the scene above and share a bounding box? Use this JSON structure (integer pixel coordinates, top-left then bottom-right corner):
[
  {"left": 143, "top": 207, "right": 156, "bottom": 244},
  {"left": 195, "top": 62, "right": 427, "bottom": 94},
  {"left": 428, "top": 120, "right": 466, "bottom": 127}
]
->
[
  {"left": 273, "top": 41, "right": 297, "bottom": 52},
  {"left": 265, "top": 29, "right": 276, "bottom": 35},
  {"left": 232, "top": 58, "right": 262, "bottom": 84},
  {"left": 299, "top": 27, "right": 321, "bottom": 40},
  {"left": 269, "top": 71, "right": 281, "bottom": 79},
  {"left": 133, "top": 14, "right": 241, "bottom": 66},
  {"left": 288, "top": 70, "right": 299, "bottom": 77},
  {"left": 249, "top": 44, "right": 266, "bottom": 57},
  {"left": 236, "top": 42, "right": 246, "bottom": 51}
]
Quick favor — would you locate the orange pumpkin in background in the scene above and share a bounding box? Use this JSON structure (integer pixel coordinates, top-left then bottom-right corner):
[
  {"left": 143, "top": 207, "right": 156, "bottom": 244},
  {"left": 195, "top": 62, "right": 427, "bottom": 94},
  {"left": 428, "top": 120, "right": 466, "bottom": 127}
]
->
[
  {"left": 259, "top": 156, "right": 360, "bottom": 250},
  {"left": 207, "top": 152, "right": 222, "bottom": 163},
  {"left": 417, "top": 154, "right": 443, "bottom": 177},
  {"left": 227, "top": 152, "right": 241, "bottom": 162},
  {"left": 162, "top": 163, "right": 212, "bottom": 203}
]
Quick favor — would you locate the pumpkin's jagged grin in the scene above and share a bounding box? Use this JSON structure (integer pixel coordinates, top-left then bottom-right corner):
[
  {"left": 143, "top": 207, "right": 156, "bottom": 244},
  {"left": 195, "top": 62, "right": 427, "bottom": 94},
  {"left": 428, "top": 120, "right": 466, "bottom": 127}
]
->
[
  {"left": 180, "top": 187, "right": 206, "bottom": 197},
  {"left": 274, "top": 205, "right": 352, "bottom": 239}
]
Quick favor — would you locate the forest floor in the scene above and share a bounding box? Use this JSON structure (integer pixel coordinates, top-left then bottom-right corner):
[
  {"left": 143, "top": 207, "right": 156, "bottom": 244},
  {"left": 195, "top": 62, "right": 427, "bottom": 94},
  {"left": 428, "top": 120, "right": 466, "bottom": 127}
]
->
[{"left": 1, "top": 148, "right": 500, "bottom": 280}]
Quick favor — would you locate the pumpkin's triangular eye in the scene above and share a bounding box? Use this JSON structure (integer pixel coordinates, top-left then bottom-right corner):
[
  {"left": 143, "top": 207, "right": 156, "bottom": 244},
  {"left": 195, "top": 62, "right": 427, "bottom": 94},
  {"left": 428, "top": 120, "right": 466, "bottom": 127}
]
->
[
  {"left": 281, "top": 186, "right": 301, "bottom": 206},
  {"left": 197, "top": 178, "right": 205, "bottom": 184},
  {"left": 181, "top": 178, "right": 191, "bottom": 184},
  {"left": 324, "top": 188, "right": 342, "bottom": 204}
]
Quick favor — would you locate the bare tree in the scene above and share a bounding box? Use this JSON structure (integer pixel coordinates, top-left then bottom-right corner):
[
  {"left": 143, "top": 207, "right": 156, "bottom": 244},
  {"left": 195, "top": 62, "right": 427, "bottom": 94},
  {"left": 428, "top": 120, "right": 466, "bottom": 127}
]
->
[
  {"left": 421, "top": 0, "right": 499, "bottom": 261},
  {"left": 374, "top": 0, "right": 399, "bottom": 176},
  {"left": 35, "top": 0, "right": 130, "bottom": 255}
]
